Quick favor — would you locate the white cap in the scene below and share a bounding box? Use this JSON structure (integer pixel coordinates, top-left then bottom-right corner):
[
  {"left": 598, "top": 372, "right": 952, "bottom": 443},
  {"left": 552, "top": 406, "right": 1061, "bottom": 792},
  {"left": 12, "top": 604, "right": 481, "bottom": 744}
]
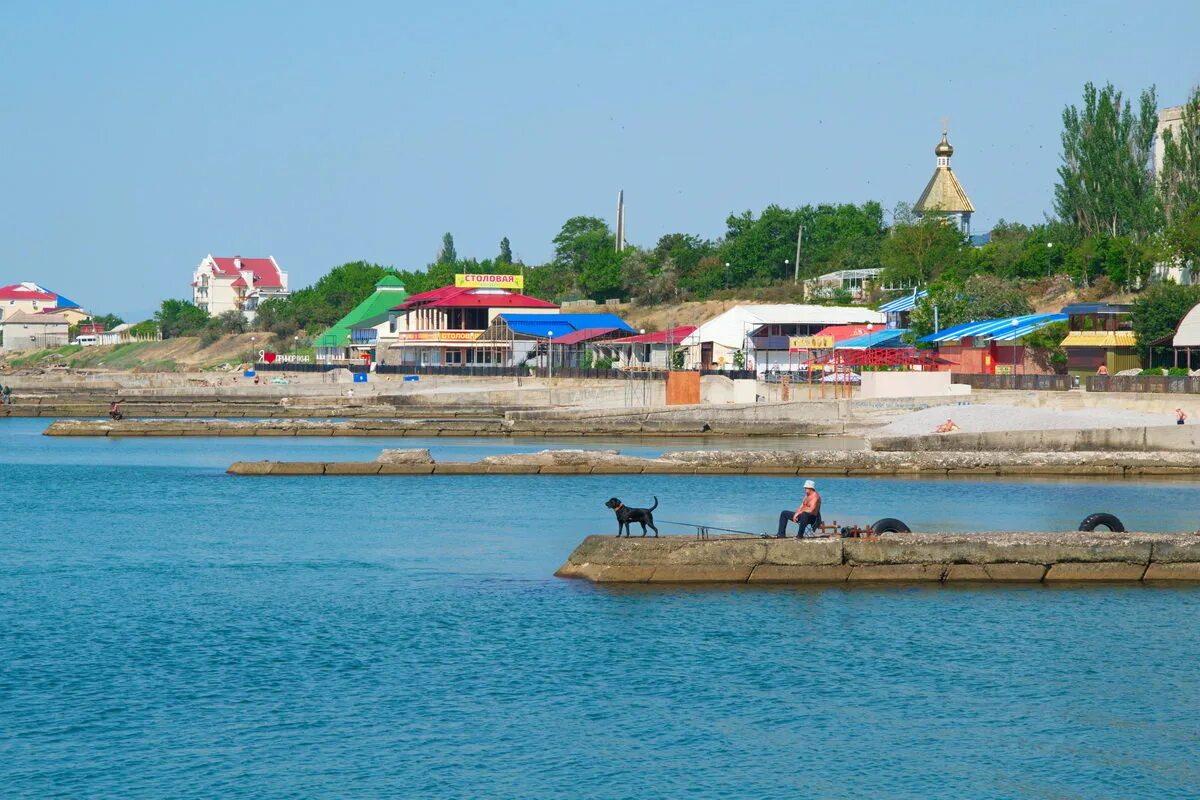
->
[{"left": 803, "top": 479, "right": 816, "bottom": 489}]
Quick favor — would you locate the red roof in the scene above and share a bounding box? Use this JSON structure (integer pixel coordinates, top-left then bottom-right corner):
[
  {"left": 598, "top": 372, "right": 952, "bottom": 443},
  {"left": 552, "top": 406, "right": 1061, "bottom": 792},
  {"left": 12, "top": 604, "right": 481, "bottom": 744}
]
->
[
  {"left": 0, "top": 284, "right": 57, "bottom": 302},
  {"left": 815, "top": 324, "right": 876, "bottom": 342},
  {"left": 609, "top": 325, "right": 697, "bottom": 345},
  {"left": 210, "top": 256, "right": 284, "bottom": 289},
  {"left": 396, "top": 285, "right": 558, "bottom": 311},
  {"left": 552, "top": 327, "right": 622, "bottom": 345},
  {"left": 230, "top": 276, "right": 248, "bottom": 288}
]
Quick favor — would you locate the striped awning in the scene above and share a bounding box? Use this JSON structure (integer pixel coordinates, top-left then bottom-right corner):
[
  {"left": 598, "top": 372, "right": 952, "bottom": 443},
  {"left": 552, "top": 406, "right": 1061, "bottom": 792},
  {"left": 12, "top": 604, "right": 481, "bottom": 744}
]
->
[
  {"left": 919, "top": 313, "right": 1068, "bottom": 344},
  {"left": 836, "top": 329, "right": 909, "bottom": 349},
  {"left": 1060, "top": 331, "right": 1137, "bottom": 348},
  {"left": 877, "top": 290, "right": 927, "bottom": 313}
]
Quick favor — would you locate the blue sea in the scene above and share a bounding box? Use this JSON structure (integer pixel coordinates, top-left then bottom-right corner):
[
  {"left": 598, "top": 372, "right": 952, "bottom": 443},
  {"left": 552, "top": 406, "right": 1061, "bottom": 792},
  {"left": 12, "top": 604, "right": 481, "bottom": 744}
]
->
[{"left": 2, "top": 418, "right": 1199, "bottom": 799}]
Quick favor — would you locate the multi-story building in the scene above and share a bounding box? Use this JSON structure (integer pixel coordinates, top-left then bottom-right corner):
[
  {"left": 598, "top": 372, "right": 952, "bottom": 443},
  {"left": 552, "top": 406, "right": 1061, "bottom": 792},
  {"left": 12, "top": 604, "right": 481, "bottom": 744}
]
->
[
  {"left": 191, "top": 255, "right": 290, "bottom": 319},
  {"left": 0, "top": 282, "right": 84, "bottom": 323}
]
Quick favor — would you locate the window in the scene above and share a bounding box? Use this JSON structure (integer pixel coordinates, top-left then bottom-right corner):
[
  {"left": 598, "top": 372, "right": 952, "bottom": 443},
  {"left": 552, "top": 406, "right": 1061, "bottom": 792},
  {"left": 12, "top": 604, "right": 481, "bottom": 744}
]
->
[{"left": 444, "top": 349, "right": 464, "bottom": 364}]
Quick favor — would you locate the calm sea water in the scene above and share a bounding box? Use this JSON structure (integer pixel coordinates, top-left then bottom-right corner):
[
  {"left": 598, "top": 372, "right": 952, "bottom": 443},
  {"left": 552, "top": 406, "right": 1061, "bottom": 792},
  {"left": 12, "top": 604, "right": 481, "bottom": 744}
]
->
[{"left": 2, "top": 418, "right": 1199, "bottom": 799}]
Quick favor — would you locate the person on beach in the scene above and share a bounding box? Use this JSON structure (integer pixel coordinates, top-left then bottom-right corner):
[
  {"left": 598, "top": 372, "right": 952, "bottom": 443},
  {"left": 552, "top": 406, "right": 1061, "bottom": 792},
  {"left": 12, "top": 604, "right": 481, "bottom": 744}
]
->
[
  {"left": 1177, "top": 408, "right": 1187, "bottom": 425},
  {"left": 1097, "top": 364, "right": 1108, "bottom": 376},
  {"left": 777, "top": 480, "right": 822, "bottom": 538},
  {"left": 934, "top": 418, "right": 960, "bottom": 433},
  {"left": 1, "top": 384, "right": 12, "bottom": 405}
]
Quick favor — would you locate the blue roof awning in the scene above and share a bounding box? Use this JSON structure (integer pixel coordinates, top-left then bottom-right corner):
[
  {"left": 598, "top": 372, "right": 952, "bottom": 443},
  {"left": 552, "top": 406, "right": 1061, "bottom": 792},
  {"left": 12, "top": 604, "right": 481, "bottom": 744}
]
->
[
  {"left": 877, "top": 290, "right": 927, "bottom": 314},
  {"left": 498, "top": 313, "right": 634, "bottom": 338},
  {"left": 918, "top": 313, "right": 1068, "bottom": 344},
  {"left": 837, "top": 329, "right": 909, "bottom": 349}
]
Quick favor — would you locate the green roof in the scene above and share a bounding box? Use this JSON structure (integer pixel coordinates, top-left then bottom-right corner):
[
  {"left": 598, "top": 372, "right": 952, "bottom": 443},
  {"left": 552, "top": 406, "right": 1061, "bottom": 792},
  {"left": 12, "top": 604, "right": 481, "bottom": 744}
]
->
[{"left": 314, "top": 277, "right": 408, "bottom": 349}]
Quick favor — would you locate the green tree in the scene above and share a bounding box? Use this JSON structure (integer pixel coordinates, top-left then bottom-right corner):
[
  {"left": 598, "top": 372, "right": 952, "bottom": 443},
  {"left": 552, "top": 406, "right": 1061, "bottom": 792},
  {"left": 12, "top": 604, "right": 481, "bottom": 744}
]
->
[
  {"left": 437, "top": 232, "right": 457, "bottom": 264},
  {"left": 1160, "top": 87, "right": 1200, "bottom": 225},
  {"left": 497, "top": 237, "right": 513, "bottom": 265},
  {"left": 154, "top": 299, "right": 209, "bottom": 338},
  {"left": 880, "top": 217, "right": 966, "bottom": 286},
  {"left": 1165, "top": 203, "right": 1200, "bottom": 267},
  {"left": 254, "top": 262, "right": 401, "bottom": 335},
  {"left": 1054, "top": 82, "right": 1160, "bottom": 241},
  {"left": 908, "top": 275, "right": 1033, "bottom": 340},
  {"left": 1131, "top": 282, "right": 1200, "bottom": 362}
]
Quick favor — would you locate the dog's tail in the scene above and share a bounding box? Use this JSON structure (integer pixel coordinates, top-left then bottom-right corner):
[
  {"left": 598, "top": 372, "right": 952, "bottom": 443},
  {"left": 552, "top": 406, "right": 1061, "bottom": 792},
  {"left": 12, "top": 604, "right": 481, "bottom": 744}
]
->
[{"left": 649, "top": 496, "right": 658, "bottom": 511}]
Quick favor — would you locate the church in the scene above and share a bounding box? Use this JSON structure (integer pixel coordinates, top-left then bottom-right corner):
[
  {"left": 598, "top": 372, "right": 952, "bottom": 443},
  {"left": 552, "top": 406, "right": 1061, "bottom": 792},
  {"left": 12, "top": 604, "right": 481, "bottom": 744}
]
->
[{"left": 914, "top": 127, "right": 975, "bottom": 234}]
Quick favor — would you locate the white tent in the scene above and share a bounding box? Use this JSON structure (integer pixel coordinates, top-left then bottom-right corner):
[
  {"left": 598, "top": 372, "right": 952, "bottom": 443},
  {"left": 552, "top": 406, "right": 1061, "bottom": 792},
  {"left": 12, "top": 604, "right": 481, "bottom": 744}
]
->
[
  {"left": 682, "top": 304, "right": 885, "bottom": 370},
  {"left": 1173, "top": 303, "right": 1200, "bottom": 348}
]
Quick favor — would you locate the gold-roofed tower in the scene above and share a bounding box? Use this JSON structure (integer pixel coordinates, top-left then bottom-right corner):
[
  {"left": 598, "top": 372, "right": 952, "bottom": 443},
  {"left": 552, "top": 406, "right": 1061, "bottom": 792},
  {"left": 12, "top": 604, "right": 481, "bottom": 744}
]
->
[{"left": 914, "top": 121, "right": 975, "bottom": 234}]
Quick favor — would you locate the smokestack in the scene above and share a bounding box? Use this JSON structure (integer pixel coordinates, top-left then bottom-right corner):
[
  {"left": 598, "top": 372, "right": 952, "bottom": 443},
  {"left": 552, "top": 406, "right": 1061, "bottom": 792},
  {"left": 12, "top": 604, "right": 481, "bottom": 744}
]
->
[{"left": 616, "top": 190, "right": 625, "bottom": 253}]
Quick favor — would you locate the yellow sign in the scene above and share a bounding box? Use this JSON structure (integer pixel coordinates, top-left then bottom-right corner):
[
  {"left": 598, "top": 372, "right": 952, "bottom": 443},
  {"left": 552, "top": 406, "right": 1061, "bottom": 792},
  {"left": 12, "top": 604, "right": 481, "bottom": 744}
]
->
[
  {"left": 455, "top": 273, "right": 524, "bottom": 290},
  {"left": 788, "top": 335, "right": 835, "bottom": 351},
  {"left": 396, "top": 331, "right": 482, "bottom": 341},
  {"left": 995, "top": 365, "right": 1014, "bottom": 375}
]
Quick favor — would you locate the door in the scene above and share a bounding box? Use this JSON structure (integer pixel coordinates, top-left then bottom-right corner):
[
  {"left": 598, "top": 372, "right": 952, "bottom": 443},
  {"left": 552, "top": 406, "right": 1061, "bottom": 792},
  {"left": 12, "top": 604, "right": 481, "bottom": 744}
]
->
[{"left": 701, "top": 342, "right": 714, "bottom": 370}]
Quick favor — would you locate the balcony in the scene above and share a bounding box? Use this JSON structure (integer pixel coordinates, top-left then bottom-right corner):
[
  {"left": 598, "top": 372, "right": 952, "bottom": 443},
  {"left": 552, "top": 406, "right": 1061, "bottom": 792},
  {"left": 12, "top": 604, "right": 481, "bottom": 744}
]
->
[{"left": 350, "top": 329, "right": 378, "bottom": 344}]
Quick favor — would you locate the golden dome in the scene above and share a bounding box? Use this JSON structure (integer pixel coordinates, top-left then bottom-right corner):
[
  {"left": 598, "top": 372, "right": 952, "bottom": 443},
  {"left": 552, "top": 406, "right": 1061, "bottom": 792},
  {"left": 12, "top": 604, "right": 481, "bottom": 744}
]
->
[{"left": 935, "top": 132, "right": 954, "bottom": 158}]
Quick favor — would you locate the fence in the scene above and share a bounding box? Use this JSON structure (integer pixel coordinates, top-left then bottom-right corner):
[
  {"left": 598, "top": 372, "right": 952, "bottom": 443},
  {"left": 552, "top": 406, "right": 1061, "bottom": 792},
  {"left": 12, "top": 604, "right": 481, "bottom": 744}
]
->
[
  {"left": 254, "top": 361, "right": 369, "bottom": 374},
  {"left": 951, "top": 373, "right": 1073, "bottom": 391},
  {"left": 1087, "top": 375, "right": 1200, "bottom": 394}
]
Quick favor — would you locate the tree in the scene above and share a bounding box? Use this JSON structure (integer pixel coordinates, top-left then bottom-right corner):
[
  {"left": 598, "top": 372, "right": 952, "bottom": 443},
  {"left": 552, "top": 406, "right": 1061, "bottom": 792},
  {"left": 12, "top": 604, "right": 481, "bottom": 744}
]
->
[
  {"left": 1131, "top": 282, "right": 1200, "bottom": 362},
  {"left": 550, "top": 216, "right": 615, "bottom": 298},
  {"left": 1160, "top": 87, "right": 1200, "bottom": 225},
  {"left": 908, "top": 275, "right": 1033, "bottom": 340},
  {"left": 154, "top": 299, "right": 209, "bottom": 338},
  {"left": 253, "top": 262, "right": 400, "bottom": 335},
  {"left": 497, "top": 237, "right": 513, "bottom": 265},
  {"left": 880, "top": 217, "right": 966, "bottom": 286},
  {"left": 437, "top": 232, "right": 457, "bottom": 264},
  {"left": 1054, "top": 82, "right": 1160, "bottom": 241},
  {"left": 1165, "top": 203, "right": 1200, "bottom": 268}
]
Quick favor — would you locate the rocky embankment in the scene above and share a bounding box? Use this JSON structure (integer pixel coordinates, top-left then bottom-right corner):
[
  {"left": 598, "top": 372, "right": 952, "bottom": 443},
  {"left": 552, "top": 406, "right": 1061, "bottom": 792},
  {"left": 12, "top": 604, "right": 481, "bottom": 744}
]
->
[
  {"left": 224, "top": 447, "right": 1200, "bottom": 476},
  {"left": 555, "top": 532, "right": 1200, "bottom": 584}
]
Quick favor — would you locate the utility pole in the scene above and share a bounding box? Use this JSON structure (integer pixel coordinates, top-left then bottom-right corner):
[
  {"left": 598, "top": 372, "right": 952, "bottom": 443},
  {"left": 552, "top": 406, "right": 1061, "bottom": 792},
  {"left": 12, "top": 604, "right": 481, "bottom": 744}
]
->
[{"left": 793, "top": 225, "right": 804, "bottom": 283}]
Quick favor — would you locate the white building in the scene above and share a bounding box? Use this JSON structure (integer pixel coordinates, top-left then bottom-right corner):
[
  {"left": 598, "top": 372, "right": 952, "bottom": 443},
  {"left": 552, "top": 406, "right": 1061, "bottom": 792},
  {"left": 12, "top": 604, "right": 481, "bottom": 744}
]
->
[
  {"left": 0, "top": 310, "right": 70, "bottom": 351},
  {"left": 192, "top": 255, "right": 290, "bottom": 319},
  {"left": 681, "top": 304, "right": 886, "bottom": 374}
]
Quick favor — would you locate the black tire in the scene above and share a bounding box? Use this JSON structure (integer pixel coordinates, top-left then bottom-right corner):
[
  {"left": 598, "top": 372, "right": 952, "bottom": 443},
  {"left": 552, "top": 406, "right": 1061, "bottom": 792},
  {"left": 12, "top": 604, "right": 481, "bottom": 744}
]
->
[
  {"left": 871, "top": 517, "right": 911, "bottom": 534},
  {"left": 1078, "top": 512, "right": 1125, "bottom": 532}
]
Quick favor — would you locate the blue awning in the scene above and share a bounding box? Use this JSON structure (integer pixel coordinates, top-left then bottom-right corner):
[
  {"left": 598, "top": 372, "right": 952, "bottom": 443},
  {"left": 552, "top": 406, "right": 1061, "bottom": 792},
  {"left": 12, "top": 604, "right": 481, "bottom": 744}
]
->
[
  {"left": 877, "top": 290, "right": 927, "bottom": 314},
  {"left": 918, "top": 313, "right": 1068, "bottom": 344},
  {"left": 498, "top": 313, "right": 634, "bottom": 339},
  {"left": 837, "top": 329, "right": 909, "bottom": 349}
]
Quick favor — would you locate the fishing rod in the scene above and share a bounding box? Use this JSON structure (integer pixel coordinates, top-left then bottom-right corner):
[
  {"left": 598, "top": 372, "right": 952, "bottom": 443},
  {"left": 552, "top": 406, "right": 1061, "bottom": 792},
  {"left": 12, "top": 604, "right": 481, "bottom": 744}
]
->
[{"left": 655, "top": 518, "right": 768, "bottom": 539}]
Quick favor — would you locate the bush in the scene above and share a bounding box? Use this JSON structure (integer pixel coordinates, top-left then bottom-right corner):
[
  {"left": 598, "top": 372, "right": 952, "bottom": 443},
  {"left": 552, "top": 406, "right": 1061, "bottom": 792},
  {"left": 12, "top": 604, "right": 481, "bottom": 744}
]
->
[
  {"left": 1139, "top": 368, "right": 1166, "bottom": 376},
  {"left": 594, "top": 356, "right": 615, "bottom": 369},
  {"left": 1168, "top": 367, "right": 1190, "bottom": 376}
]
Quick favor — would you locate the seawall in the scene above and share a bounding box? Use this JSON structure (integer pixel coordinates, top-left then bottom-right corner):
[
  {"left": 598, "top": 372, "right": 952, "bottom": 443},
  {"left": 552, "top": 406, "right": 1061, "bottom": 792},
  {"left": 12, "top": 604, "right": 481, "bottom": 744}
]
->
[
  {"left": 873, "top": 425, "right": 1200, "bottom": 453},
  {"left": 555, "top": 532, "right": 1200, "bottom": 584}
]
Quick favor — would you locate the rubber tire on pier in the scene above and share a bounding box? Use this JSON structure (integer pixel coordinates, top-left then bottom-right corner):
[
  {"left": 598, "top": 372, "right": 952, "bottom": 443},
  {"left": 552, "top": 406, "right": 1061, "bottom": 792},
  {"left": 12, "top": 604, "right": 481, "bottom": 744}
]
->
[
  {"left": 1078, "top": 512, "right": 1125, "bottom": 532},
  {"left": 870, "top": 517, "right": 911, "bottom": 534}
]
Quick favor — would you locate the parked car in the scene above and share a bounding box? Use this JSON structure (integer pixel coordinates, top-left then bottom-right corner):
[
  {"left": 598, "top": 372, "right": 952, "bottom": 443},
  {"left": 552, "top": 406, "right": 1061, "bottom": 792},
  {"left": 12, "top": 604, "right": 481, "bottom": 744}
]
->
[{"left": 71, "top": 334, "right": 99, "bottom": 347}]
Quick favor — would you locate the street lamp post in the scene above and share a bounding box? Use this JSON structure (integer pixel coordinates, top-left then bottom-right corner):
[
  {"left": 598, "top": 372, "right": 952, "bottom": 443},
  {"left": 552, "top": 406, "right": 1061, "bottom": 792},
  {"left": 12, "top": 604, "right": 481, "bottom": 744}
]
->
[
  {"left": 1011, "top": 318, "right": 1020, "bottom": 377},
  {"left": 1046, "top": 242, "right": 1054, "bottom": 277},
  {"left": 547, "top": 331, "right": 553, "bottom": 379}
]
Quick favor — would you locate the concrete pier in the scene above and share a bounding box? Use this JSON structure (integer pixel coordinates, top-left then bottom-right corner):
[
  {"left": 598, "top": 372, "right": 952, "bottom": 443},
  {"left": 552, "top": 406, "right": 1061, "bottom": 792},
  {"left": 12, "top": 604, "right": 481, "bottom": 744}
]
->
[{"left": 555, "top": 532, "right": 1200, "bottom": 584}]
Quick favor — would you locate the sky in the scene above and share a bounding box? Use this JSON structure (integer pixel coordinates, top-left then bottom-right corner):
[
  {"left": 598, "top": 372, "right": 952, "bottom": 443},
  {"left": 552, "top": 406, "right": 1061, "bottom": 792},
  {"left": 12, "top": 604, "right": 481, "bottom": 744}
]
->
[{"left": 2, "top": 0, "right": 1198, "bottom": 320}]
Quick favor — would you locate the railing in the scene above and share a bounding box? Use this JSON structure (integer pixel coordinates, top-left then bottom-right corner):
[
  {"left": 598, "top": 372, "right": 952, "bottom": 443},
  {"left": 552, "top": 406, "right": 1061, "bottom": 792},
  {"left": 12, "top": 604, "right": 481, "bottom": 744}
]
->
[
  {"left": 1088, "top": 375, "right": 1200, "bottom": 393},
  {"left": 371, "top": 365, "right": 758, "bottom": 380},
  {"left": 255, "top": 361, "right": 369, "bottom": 373},
  {"left": 349, "top": 330, "right": 378, "bottom": 344},
  {"left": 951, "top": 373, "right": 1073, "bottom": 391}
]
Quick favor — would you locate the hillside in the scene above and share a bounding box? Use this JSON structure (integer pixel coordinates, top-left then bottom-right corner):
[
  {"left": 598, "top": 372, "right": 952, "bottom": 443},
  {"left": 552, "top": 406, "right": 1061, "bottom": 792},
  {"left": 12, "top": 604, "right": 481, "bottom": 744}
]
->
[{"left": 0, "top": 333, "right": 277, "bottom": 372}]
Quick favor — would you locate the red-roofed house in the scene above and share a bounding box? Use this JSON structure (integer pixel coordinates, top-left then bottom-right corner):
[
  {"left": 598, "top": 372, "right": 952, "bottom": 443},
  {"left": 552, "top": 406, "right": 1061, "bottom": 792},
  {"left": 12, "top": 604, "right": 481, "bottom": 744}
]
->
[
  {"left": 192, "top": 255, "right": 290, "bottom": 319},
  {"left": 0, "top": 282, "right": 87, "bottom": 324},
  {"left": 379, "top": 283, "right": 559, "bottom": 367}
]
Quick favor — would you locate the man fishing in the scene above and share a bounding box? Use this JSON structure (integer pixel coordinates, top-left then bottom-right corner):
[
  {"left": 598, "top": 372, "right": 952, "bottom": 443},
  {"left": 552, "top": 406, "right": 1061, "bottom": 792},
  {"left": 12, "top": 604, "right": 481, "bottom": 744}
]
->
[{"left": 777, "top": 479, "right": 822, "bottom": 538}]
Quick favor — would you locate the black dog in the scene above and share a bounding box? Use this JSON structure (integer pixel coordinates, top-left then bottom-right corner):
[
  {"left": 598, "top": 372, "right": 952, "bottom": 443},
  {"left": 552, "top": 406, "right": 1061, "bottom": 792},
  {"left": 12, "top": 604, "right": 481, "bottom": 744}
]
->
[{"left": 606, "top": 496, "right": 659, "bottom": 537}]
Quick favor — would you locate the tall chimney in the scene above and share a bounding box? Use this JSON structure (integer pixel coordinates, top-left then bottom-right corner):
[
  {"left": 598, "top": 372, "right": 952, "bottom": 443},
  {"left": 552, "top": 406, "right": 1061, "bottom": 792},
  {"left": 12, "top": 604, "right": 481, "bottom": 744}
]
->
[{"left": 615, "top": 191, "right": 626, "bottom": 253}]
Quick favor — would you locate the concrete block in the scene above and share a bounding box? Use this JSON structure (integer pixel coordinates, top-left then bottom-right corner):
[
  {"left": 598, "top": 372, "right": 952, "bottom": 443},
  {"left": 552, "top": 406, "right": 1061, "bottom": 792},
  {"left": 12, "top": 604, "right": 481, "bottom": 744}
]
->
[
  {"left": 648, "top": 565, "right": 753, "bottom": 583},
  {"left": 226, "top": 461, "right": 274, "bottom": 476},
  {"left": 294, "top": 428, "right": 335, "bottom": 436},
  {"left": 253, "top": 428, "right": 296, "bottom": 436},
  {"left": 589, "top": 464, "right": 645, "bottom": 474},
  {"left": 378, "top": 464, "right": 436, "bottom": 475},
  {"left": 694, "top": 466, "right": 747, "bottom": 474},
  {"left": 847, "top": 564, "right": 946, "bottom": 581},
  {"left": 844, "top": 534, "right": 1153, "bottom": 566},
  {"left": 1143, "top": 562, "right": 1200, "bottom": 580},
  {"left": 483, "top": 464, "right": 541, "bottom": 474},
  {"left": 267, "top": 462, "right": 326, "bottom": 475},
  {"left": 1150, "top": 537, "right": 1200, "bottom": 562},
  {"left": 944, "top": 563, "right": 1047, "bottom": 582},
  {"left": 760, "top": 539, "right": 844, "bottom": 566},
  {"left": 1043, "top": 562, "right": 1146, "bottom": 581},
  {"left": 640, "top": 463, "right": 695, "bottom": 474},
  {"left": 431, "top": 463, "right": 484, "bottom": 474},
  {"left": 657, "top": 539, "right": 768, "bottom": 566},
  {"left": 746, "top": 466, "right": 800, "bottom": 475},
  {"left": 538, "top": 465, "right": 593, "bottom": 474},
  {"left": 747, "top": 564, "right": 852, "bottom": 583},
  {"left": 324, "top": 462, "right": 383, "bottom": 475},
  {"left": 592, "top": 565, "right": 656, "bottom": 583}
]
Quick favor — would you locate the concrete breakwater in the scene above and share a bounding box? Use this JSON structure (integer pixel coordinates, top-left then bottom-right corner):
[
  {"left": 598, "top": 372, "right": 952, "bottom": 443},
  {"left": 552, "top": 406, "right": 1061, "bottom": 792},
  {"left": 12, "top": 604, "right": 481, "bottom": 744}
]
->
[
  {"left": 224, "top": 447, "right": 1200, "bottom": 477},
  {"left": 555, "top": 532, "right": 1200, "bottom": 583},
  {"left": 872, "top": 425, "right": 1200, "bottom": 454}
]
